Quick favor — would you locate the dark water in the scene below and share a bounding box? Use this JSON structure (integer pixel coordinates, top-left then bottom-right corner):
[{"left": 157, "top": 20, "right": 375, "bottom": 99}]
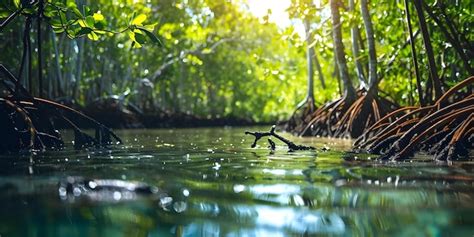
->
[{"left": 0, "top": 127, "right": 473, "bottom": 237}]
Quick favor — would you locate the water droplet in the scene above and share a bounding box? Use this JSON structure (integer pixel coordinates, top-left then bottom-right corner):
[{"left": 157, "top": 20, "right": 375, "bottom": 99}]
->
[
  {"left": 88, "top": 181, "right": 97, "bottom": 189},
  {"left": 113, "top": 191, "right": 122, "bottom": 201},
  {"left": 233, "top": 184, "right": 245, "bottom": 193},
  {"left": 212, "top": 162, "right": 221, "bottom": 170},
  {"left": 173, "top": 201, "right": 187, "bottom": 213},
  {"left": 58, "top": 187, "right": 67, "bottom": 198},
  {"left": 160, "top": 196, "right": 173, "bottom": 206},
  {"left": 183, "top": 189, "right": 190, "bottom": 197},
  {"left": 73, "top": 187, "right": 81, "bottom": 196}
]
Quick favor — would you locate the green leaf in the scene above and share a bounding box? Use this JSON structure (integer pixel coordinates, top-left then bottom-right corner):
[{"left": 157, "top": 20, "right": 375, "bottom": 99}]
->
[
  {"left": 85, "top": 15, "right": 94, "bottom": 27},
  {"left": 0, "top": 10, "right": 10, "bottom": 18},
  {"left": 51, "top": 26, "right": 65, "bottom": 34},
  {"left": 93, "top": 12, "right": 104, "bottom": 21},
  {"left": 128, "top": 31, "right": 136, "bottom": 41},
  {"left": 78, "top": 19, "right": 87, "bottom": 27},
  {"left": 59, "top": 11, "right": 67, "bottom": 24},
  {"left": 77, "top": 27, "right": 92, "bottom": 36},
  {"left": 87, "top": 31, "right": 99, "bottom": 41},
  {"left": 137, "top": 27, "right": 162, "bottom": 45},
  {"left": 129, "top": 12, "right": 136, "bottom": 24},
  {"left": 71, "top": 7, "right": 83, "bottom": 18},
  {"left": 83, "top": 5, "right": 91, "bottom": 15},
  {"left": 131, "top": 14, "right": 147, "bottom": 25},
  {"left": 134, "top": 31, "right": 147, "bottom": 44},
  {"left": 95, "top": 21, "right": 105, "bottom": 30},
  {"left": 141, "top": 23, "right": 156, "bottom": 31}
]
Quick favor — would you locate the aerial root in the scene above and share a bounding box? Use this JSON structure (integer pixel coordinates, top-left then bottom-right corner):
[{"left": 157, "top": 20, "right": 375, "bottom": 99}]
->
[
  {"left": 357, "top": 76, "right": 473, "bottom": 161},
  {"left": 288, "top": 89, "right": 398, "bottom": 139},
  {"left": 0, "top": 65, "right": 121, "bottom": 153}
]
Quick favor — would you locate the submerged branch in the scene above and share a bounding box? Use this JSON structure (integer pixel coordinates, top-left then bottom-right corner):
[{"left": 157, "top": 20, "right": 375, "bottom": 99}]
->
[{"left": 245, "top": 125, "right": 315, "bottom": 152}]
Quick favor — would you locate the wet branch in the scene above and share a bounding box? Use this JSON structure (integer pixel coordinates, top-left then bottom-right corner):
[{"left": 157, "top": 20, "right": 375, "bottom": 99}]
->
[{"left": 245, "top": 125, "right": 315, "bottom": 152}]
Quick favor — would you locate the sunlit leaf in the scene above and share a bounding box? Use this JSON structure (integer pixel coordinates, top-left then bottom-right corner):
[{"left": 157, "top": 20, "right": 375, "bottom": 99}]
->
[
  {"left": 141, "top": 23, "right": 157, "bottom": 32},
  {"left": 201, "top": 48, "right": 212, "bottom": 54},
  {"left": 131, "top": 14, "right": 147, "bottom": 25},
  {"left": 93, "top": 12, "right": 104, "bottom": 21},
  {"left": 87, "top": 31, "right": 99, "bottom": 41},
  {"left": 78, "top": 19, "right": 87, "bottom": 27},
  {"left": 128, "top": 31, "right": 136, "bottom": 41},
  {"left": 51, "top": 26, "right": 65, "bottom": 34}
]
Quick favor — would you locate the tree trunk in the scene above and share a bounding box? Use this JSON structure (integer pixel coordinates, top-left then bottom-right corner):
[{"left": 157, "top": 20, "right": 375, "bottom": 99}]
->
[
  {"left": 51, "top": 30, "right": 63, "bottom": 98},
  {"left": 404, "top": 0, "right": 424, "bottom": 106},
  {"left": 37, "top": 0, "right": 44, "bottom": 97},
  {"left": 313, "top": 51, "right": 325, "bottom": 89},
  {"left": 421, "top": 1, "right": 474, "bottom": 75},
  {"left": 302, "top": 19, "right": 315, "bottom": 108},
  {"left": 360, "top": 0, "right": 377, "bottom": 94},
  {"left": 72, "top": 38, "right": 84, "bottom": 99},
  {"left": 413, "top": 0, "right": 442, "bottom": 100},
  {"left": 349, "top": 0, "right": 367, "bottom": 88},
  {"left": 330, "top": 0, "right": 356, "bottom": 101}
]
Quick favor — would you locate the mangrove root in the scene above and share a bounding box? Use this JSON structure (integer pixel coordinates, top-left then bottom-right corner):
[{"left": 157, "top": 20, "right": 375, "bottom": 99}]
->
[
  {"left": 0, "top": 64, "right": 122, "bottom": 153},
  {"left": 355, "top": 76, "right": 473, "bottom": 161}
]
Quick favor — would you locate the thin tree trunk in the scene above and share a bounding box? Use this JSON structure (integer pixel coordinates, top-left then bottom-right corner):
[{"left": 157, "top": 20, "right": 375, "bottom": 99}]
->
[
  {"left": 360, "top": 0, "right": 377, "bottom": 94},
  {"left": 413, "top": 0, "right": 442, "bottom": 100},
  {"left": 330, "top": 0, "right": 356, "bottom": 101},
  {"left": 438, "top": 4, "right": 474, "bottom": 55},
  {"left": 421, "top": 1, "right": 473, "bottom": 75},
  {"left": 313, "top": 52, "right": 325, "bottom": 89},
  {"left": 404, "top": 0, "right": 424, "bottom": 106},
  {"left": 333, "top": 54, "right": 342, "bottom": 96},
  {"left": 37, "top": 0, "right": 44, "bottom": 97},
  {"left": 357, "top": 26, "right": 369, "bottom": 77},
  {"left": 51, "top": 30, "right": 63, "bottom": 98},
  {"left": 300, "top": 19, "right": 315, "bottom": 109},
  {"left": 349, "top": 0, "right": 367, "bottom": 88},
  {"left": 72, "top": 38, "right": 84, "bottom": 99}
]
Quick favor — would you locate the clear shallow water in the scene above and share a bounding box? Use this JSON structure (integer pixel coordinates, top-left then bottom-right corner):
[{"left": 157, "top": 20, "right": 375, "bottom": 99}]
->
[{"left": 0, "top": 127, "right": 473, "bottom": 237}]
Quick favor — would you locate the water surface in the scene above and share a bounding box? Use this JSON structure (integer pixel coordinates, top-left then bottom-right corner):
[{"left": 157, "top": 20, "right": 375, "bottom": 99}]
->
[{"left": 0, "top": 127, "right": 473, "bottom": 236}]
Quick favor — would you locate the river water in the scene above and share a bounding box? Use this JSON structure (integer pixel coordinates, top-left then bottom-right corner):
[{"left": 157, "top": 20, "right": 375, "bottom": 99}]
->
[{"left": 0, "top": 127, "right": 473, "bottom": 236}]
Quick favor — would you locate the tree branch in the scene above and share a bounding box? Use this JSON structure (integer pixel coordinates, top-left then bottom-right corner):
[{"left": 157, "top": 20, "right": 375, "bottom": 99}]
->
[{"left": 245, "top": 125, "right": 315, "bottom": 152}]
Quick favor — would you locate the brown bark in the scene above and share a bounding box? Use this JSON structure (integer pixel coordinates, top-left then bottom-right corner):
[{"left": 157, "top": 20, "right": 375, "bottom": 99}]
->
[{"left": 330, "top": 0, "right": 356, "bottom": 101}]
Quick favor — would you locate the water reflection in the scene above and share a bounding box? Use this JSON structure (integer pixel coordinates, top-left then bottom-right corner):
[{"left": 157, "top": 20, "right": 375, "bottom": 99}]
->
[{"left": 0, "top": 127, "right": 473, "bottom": 236}]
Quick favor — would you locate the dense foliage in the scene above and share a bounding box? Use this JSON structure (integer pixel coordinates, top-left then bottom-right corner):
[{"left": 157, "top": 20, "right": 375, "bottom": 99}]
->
[{"left": 0, "top": 0, "right": 472, "bottom": 122}]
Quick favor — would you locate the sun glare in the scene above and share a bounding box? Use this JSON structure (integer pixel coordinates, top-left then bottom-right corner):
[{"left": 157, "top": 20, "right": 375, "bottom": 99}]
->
[
  {"left": 245, "top": 0, "right": 305, "bottom": 35},
  {"left": 246, "top": 0, "right": 291, "bottom": 27}
]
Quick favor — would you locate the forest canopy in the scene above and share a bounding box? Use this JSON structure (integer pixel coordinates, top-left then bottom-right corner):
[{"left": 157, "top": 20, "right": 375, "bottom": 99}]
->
[{"left": 0, "top": 0, "right": 472, "bottom": 123}]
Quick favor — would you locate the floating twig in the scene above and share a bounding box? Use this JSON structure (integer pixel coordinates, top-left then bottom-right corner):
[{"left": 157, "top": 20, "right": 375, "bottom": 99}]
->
[{"left": 245, "top": 125, "right": 315, "bottom": 152}]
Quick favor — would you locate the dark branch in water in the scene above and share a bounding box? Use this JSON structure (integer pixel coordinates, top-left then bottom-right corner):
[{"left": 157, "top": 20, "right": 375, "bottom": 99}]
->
[
  {"left": 267, "top": 139, "right": 276, "bottom": 151},
  {"left": 245, "top": 125, "right": 315, "bottom": 152}
]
